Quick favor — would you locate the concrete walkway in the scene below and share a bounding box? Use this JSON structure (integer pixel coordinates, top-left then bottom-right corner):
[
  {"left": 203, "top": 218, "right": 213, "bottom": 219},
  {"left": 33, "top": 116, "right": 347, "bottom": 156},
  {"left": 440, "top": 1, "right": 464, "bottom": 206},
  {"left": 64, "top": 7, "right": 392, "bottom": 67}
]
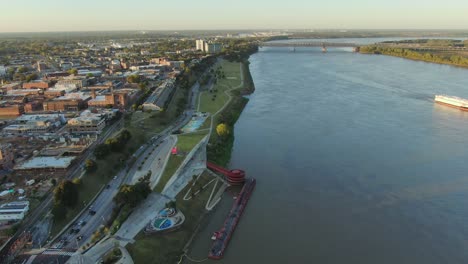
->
[{"left": 116, "top": 247, "right": 134, "bottom": 264}]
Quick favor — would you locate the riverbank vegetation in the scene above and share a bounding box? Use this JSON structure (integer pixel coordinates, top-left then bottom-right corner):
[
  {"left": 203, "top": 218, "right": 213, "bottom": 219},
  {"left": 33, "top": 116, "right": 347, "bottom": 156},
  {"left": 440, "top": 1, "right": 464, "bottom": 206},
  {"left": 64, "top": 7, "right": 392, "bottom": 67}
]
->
[{"left": 360, "top": 39, "right": 468, "bottom": 68}]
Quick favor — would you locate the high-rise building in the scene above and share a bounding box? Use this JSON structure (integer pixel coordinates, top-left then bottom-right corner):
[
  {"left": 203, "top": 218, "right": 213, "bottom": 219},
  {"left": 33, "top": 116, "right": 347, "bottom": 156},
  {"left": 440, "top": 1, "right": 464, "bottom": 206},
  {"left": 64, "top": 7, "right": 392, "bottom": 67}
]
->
[
  {"left": 0, "top": 66, "right": 6, "bottom": 77},
  {"left": 37, "top": 61, "right": 47, "bottom": 72},
  {"left": 196, "top": 39, "right": 206, "bottom": 51},
  {"left": 205, "top": 43, "right": 222, "bottom": 54}
]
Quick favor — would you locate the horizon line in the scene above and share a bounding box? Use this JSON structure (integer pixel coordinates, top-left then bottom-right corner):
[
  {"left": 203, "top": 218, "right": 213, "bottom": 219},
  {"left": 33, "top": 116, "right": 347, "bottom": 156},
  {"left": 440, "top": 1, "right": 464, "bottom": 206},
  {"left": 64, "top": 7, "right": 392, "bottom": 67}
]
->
[{"left": 2, "top": 28, "right": 468, "bottom": 34}]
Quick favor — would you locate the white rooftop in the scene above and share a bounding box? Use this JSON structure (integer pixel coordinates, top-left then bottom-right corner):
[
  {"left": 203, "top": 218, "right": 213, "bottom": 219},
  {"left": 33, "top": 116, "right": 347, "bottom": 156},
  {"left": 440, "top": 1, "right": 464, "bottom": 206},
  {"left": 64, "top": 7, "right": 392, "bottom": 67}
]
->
[
  {"left": 54, "top": 92, "right": 90, "bottom": 101},
  {"left": 16, "top": 156, "right": 75, "bottom": 169}
]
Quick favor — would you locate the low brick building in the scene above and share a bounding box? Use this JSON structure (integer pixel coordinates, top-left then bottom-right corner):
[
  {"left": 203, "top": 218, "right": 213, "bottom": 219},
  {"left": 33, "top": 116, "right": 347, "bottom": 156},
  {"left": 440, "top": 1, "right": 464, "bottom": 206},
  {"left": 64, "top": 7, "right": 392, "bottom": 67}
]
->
[
  {"left": 22, "top": 81, "right": 50, "bottom": 89},
  {"left": 0, "top": 103, "right": 24, "bottom": 116}
]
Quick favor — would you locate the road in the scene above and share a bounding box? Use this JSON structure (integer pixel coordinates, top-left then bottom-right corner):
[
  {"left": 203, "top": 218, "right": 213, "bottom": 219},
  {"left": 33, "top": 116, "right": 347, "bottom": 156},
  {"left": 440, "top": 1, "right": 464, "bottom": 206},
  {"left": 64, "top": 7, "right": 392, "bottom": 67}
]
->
[
  {"left": 51, "top": 80, "right": 202, "bottom": 251},
  {"left": 0, "top": 119, "right": 124, "bottom": 262},
  {"left": 11, "top": 62, "right": 213, "bottom": 263}
]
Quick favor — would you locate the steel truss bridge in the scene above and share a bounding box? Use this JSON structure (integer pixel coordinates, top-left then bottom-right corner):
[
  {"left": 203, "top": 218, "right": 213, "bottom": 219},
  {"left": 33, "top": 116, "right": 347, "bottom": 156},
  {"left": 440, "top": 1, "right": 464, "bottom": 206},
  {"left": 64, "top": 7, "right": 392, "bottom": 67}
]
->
[{"left": 260, "top": 41, "right": 359, "bottom": 48}]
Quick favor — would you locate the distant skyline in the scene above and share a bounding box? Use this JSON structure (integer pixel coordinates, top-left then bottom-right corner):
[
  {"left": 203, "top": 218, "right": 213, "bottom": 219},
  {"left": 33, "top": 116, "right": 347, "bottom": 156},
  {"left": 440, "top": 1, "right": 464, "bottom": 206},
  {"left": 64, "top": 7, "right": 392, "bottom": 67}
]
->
[{"left": 2, "top": 0, "right": 468, "bottom": 32}]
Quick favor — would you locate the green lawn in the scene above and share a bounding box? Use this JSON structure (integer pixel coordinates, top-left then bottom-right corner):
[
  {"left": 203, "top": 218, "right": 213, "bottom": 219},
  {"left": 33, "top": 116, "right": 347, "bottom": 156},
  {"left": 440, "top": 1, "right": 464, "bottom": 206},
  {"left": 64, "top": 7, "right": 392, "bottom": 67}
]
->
[
  {"left": 198, "top": 61, "right": 242, "bottom": 115},
  {"left": 126, "top": 86, "right": 188, "bottom": 147},
  {"left": 127, "top": 172, "right": 215, "bottom": 264},
  {"left": 199, "top": 91, "right": 229, "bottom": 114},
  {"left": 198, "top": 117, "right": 211, "bottom": 130},
  {"left": 177, "top": 132, "right": 207, "bottom": 152},
  {"left": 154, "top": 155, "right": 184, "bottom": 193},
  {"left": 154, "top": 133, "right": 207, "bottom": 193}
]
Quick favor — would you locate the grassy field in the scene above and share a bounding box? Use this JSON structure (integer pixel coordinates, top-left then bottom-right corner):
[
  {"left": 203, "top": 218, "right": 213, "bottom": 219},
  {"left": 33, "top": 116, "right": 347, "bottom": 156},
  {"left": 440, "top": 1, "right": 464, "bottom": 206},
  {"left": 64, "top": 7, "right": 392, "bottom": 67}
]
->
[
  {"left": 154, "top": 132, "right": 207, "bottom": 193},
  {"left": 198, "top": 61, "right": 242, "bottom": 115},
  {"left": 127, "top": 172, "right": 215, "bottom": 264},
  {"left": 177, "top": 132, "right": 207, "bottom": 152},
  {"left": 125, "top": 86, "right": 187, "bottom": 148}
]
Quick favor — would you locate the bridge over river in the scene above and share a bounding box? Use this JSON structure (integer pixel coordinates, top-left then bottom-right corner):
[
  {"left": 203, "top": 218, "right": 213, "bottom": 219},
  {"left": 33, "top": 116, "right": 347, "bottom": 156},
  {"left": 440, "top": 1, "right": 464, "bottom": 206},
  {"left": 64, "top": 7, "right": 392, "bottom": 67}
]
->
[
  {"left": 260, "top": 41, "right": 359, "bottom": 48},
  {"left": 260, "top": 41, "right": 360, "bottom": 52}
]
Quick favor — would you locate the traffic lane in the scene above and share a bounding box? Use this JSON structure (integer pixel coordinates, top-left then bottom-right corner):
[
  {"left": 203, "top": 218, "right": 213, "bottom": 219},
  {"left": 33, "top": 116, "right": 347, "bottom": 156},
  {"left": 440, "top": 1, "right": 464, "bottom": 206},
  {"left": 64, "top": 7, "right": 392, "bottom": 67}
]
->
[{"left": 57, "top": 177, "right": 122, "bottom": 248}]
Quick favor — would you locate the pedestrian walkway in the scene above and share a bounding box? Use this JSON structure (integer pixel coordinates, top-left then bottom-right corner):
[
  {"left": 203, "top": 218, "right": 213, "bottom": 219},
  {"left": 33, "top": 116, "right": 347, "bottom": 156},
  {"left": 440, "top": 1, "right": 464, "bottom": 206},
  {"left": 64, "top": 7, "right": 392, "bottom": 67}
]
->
[{"left": 42, "top": 249, "right": 75, "bottom": 256}]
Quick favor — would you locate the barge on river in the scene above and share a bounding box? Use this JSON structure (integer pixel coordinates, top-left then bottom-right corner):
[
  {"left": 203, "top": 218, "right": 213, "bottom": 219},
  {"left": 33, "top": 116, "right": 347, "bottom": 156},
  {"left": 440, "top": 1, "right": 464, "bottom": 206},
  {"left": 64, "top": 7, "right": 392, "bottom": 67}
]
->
[{"left": 208, "top": 177, "right": 256, "bottom": 260}]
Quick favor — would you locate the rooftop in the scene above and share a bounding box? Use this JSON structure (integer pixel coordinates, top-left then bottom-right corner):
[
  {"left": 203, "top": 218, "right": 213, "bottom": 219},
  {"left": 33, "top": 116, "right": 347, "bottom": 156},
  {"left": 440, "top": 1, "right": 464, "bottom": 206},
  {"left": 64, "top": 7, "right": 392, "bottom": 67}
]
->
[
  {"left": 0, "top": 201, "right": 29, "bottom": 211},
  {"left": 16, "top": 156, "right": 75, "bottom": 169},
  {"left": 53, "top": 92, "right": 90, "bottom": 101}
]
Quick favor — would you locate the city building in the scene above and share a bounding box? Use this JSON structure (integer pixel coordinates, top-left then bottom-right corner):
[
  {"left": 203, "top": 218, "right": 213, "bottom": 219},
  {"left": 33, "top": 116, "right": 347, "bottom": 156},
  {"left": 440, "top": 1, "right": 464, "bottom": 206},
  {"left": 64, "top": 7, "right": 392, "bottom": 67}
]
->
[
  {"left": 44, "top": 72, "right": 70, "bottom": 79},
  {"left": 24, "top": 101, "right": 44, "bottom": 113},
  {"left": 0, "top": 103, "right": 24, "bottom": 116},
  {"left": 0, "top": 201, "right": 30, "bottom": 222},
  {"left": 14, "top": 156, "right": 76, "bottom": 177},
  {"left": 37, "top": 61, "right": 47, "bottom": 72},
  {"left": 196, "top": 39, "right": 222, "bottom": 53},
  {"left": 196, "top": 39, "right": 206, "bottom": 51},
  {"left": 23, "top": 81, "right": 50, "bottom": 89},
  {"left": 77, "top": 69, "right": 102, "bottom": 77},
  {"left": 0, "top": 82, "right": 21, "bottom": 94},
  {"left": 205, "top": 42, "right": 222, "bottom": 54},
  {"left": 56, "top": 77, "right": 87, "bottom": 89},
  {"left": 7, "top": 89, "right": 41, "bottom": 96},
  {"left": 0, "top": 65, "right": 6, "bottom": 77},
  {"left": 3, "top": 114, "right": 66, "bottom": 135},
  {"left": 88, "top": 88, "right": 138, "bottom": 108},
  {"left": 43, "top": 92, "right": 90, "bottom": 112},
  {"left": 0, "top": 143, "right": 14, "bottom": 170},
  {"left": 67, "top": 110, "right": 106, "bottom": 134},
  {"left": 142, "top": 80, "right": 174, "bottom": 111}
]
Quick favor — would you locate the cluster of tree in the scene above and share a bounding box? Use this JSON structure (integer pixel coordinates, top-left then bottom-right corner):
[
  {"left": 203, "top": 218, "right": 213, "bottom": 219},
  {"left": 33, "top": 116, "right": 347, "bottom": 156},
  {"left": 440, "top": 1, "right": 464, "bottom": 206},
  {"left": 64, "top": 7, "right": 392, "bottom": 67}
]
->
[
  {"left": 52, "top": 180, "right": 80, "bottom": 220},
  {"left": 94, "top": 129, "right": 132, "bottom": 159},
  {"left": 381, "top": 39, "right": 467, "bottom": 47},
  {"left": 360, "top": 45, "right": 468, "bottom": 67},
  {"left": 126, "top": 74, "right": 141, "bottom": 84},
  {"left": 85, "top": 159, "right": 97, "bottom": 172},
  {"left": 114, "top": 179, "right": 151, "bottom": 208},
  {"left": 222, "top": 39, "right": 259, "bottom": 62},
  {"left": 207, "top": 96, "right": 249, "bottom": 166}
]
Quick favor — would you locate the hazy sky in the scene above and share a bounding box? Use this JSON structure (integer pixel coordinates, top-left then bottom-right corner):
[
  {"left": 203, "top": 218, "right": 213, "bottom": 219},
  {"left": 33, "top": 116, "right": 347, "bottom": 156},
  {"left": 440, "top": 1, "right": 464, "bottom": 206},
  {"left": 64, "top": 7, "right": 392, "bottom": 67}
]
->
[{"left": 2, "top": 0, "right": 468, "bottom": 32}]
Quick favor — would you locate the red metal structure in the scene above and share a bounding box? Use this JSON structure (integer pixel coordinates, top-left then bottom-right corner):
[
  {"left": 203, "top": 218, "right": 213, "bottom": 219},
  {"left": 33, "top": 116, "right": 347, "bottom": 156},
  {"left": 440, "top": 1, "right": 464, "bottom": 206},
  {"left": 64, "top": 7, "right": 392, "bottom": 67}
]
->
[{"left": 206, "top": 162, "right": 246, "bottom": 184}]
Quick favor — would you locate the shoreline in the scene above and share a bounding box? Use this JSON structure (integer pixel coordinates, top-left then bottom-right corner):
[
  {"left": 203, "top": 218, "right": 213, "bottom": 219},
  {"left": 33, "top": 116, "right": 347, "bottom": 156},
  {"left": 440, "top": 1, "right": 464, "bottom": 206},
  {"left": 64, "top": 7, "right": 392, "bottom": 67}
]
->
[
  {"left": 359, "top": 46, "right": 468, "bottom": 69},
  {"left": 182, "top": 55, "right": 257, "bottom": 260}
]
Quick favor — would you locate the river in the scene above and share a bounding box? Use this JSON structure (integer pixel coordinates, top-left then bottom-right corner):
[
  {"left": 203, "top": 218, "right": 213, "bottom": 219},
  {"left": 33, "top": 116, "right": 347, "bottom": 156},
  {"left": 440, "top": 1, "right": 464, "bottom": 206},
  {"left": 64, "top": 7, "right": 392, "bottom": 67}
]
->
[{"left": 188, "top": 39, "right": 468, "bottom": 264}]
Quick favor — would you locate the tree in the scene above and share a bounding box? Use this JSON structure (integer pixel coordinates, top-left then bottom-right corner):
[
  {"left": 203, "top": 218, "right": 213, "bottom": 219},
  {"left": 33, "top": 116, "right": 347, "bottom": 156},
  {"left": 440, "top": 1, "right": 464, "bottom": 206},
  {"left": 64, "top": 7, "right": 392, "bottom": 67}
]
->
[
  {"left": 138, "top": 82, "right": 147, "bottom": 90},
  {"left": 86, "top": 73, "right": 94, "bottom": 78},
  {"left": 17, "top": 66, "right": 28, "bottom": 73},
  {"left": 114, "top": 180, "right": 151, "bottom": 208},
  {"left": 216, "top": 123, "right": 229, "bottom": 137},
  {"left": 68, "top": 68, "right": 78, "bottom": 75},
  {"left": 51, "top": 178, "right": 57, "bottom": 186},
  {"left": 94, "top": 144, "right": 110, "bottom": 159},
  {"left": 85, "top": 159, "right": 97, "bottom": 172},
  {"left": 127, "top": 75, "right": 140, "bottom": 84},
  {"left": 25, "top": 73, "right": 38, "bottom": 82},
  {"left": 54, "top": 180, "right": 79, "bottom": 208},
  {"left": 72, "top": 178, "right": 82, "bottom": 186}
]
